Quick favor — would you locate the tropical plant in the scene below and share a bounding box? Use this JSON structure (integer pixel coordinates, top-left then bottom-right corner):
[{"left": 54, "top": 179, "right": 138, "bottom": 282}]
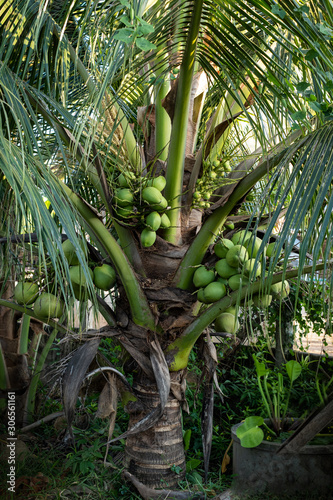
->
[
  {"left": 0, "top": 0, "right": 333, "bottom": 494},
  {"left": 236, "top": 357, "right": 303, "bottom": 448}
]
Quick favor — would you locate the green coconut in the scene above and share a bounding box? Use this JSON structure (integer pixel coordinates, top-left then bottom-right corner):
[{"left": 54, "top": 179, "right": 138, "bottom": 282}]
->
[
  {"left": 243, "top": 259, "right": 262, "bottom": 278},
  {"left": 215, "top": 313, "right": 239, "bottom": 333},
  {"left": 228, "top": 274, "right": 250, "bottom": 291},
  {"left": 115, "top": 188, "right": 134, "bottom": 207},
  {"left": 253, "top": 294, "right": 272, "bottom": 308},
  {"left": 142, "top": 186, "right": 163, "bottom": 205},
  {"left": 215, "top": 259, "right": 239, "bottom": 279},
  {"left": 244, "top": 236, "right": 263, "bottom": 258},
  {"left": 69, "top": 265, "right": 93, "bottom": 287},
  {"left": 225, "top": 306, "right": 237, "bottom": 315},
  {"left": 118, "top": 172, "right": 135, "bottom": 188},
  {"left": 271, "top": 280, "right": 290, "bottom": 299},
  {"left": 193, "top": 266, "right": 215, "bottom": 288},
  {"left": 34, "top": 293, "right": 64, "bottom": 320},
  {"left": 214, "top": 238, "right": 234, "bottom": 259},
  {"left": 226, "top": 245, "right": 249, "bottom": 268},
  {"left": 225, "top": 222, "right": 235, "bottom": 230},
  {"left": 93, "top": 264, "right": 116, "bottom": 291},
  {"left": 141, "top": 228, "right": 157, "bottom": 248},
  {"left": 202, "top": 282, "right": 226, "bottom": 303},
  {"left": 14, "top": 282, "right": 39, "bottom": 305},
  {"left": 147, "top": 176, "right": 166, "bottom": 192},
  {"left": 160, "top": 213, "right": 171, "bottom": 228},
  {"left": 196, "top": 288, "right": 207, "bottom": 303},
  {"left": 115, "top": 205, "right": 133, "bottom": 218},
  {"left": 217, "top": 277, "right": 228, "bottom": 285},
  {"left": 62, "top": 238, "right": 85, "bottom": 266},
  {"left": 231, "top": 230, "right": 252, "bottom": 246},
  {"left": 154, "top": 196, "right": 168, "bottom": 212},
  {"left": 266, "top": 242, "right": 277, "bottom": 258},
  {"left": 145, "top": 211, "right": 161, "bottom": 231}
]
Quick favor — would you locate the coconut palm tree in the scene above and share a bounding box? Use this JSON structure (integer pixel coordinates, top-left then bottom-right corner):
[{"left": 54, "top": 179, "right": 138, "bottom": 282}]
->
[{"left": 0, "top": 0, "right": 332, "bottom": 492}]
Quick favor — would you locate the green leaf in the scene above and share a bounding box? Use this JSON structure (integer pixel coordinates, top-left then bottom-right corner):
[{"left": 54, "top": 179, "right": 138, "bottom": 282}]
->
[
  {"left": 309, "top": 101, "right": 322, "bottom": 112},
  {"left": 295, "top": 5, "right": 310, "bottom": 14},
  {"left": 135, "top": 37, "right": 156, "bottom": 51},
  {"left": 253, "top": 354, "right": 269, "bottom": 377},
  {"left": 186, "top": 458, "right": 201, "bottom": 472},
  {"left": 236, "top": 417, "right": 265, "bottom": 448},
  {"left": 318, "top": 23, "right": 333, "bottom": 37},
  {"left": 291, "top": 111, "right": 306, "bottom": 121},
  {"left": 119, "top": 15, "right": 132, "bottom": 27},
  {"left": 114, "top": 28, "right": 134, "bottom": 43},
  {"left": 271, "top": 4, "right": 286, "bottom": 19},
  {"left": 136, "top": 17, "right": 155, "bottom": 35},
  {"left": 183, "top": 429, "right": 191, "bottom": 451},
  {"left": 305, "top": 49, "right": 319, "bottom": 61},
  {"left": 324, "top": 81, "right": 333, "bottom": 92},
  {"left": 285, "top": 360, "right": 302, "bottom": 382},
  {"left": 296, "top": 82, "right": 311, "bottom": 93},
  {"left": 267, "top": 71, "right": 281, "bottom": 87}
]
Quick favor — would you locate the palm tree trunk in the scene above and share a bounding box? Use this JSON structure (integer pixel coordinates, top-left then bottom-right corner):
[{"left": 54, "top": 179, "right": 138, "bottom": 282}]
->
[{"left": 124, "top": 374, "right": 186, "bottom": 489}]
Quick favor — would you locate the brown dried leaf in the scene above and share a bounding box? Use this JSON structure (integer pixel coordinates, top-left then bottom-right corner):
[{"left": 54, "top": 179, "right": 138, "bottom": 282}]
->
[
  {"left": 62, "top": 338, "right": 100, "bottom": 443},
  {"left": 123, "top": 471, "right": 205, "bottom": 499},
  {"left": 221, "top": 440, "right": 233, "bottom": 474},
  {"left": 95, "top": 373, "right": 118, "bottom": 419}
]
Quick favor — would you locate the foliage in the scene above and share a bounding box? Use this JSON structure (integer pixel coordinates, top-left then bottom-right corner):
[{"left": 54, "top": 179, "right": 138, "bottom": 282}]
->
[{"left": 0, "top": 0, "right": 333, "bottom": 491}]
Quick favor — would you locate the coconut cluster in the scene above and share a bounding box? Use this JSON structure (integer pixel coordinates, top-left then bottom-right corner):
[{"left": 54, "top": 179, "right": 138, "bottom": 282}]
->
[
  {"left": 192, "top": 158, "right": 232, "bottom": 210},
  {"left": 193, "top": 230, "right": 290, "bottom": 334},
  {"left": 113, "top": 172, "right": 171, "bottom": 248},
  {"left": 13, "top": 239, "right": 117, "bottom": 322}
]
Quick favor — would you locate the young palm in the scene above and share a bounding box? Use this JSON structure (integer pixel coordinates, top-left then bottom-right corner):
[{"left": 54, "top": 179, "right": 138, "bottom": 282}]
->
[{"left": 0, "top": 0, "right": 332, "bottom": 491}]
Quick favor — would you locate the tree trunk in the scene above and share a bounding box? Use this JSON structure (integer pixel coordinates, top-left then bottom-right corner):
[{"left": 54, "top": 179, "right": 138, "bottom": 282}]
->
[
  {"left": 275, "top": 303, "right": 294, "bottom": 367},
  {"left": 124, "top": 375, "right": 186, "bottom": 489}
]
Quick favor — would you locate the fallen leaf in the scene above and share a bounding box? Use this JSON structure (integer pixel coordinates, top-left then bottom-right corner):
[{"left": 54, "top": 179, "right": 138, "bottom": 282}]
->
[{"left": 221, "top": 440, "right": 233, "bottom": 474}]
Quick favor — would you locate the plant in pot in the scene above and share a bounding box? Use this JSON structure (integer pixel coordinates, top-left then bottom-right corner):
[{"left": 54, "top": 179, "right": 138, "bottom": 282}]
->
[
  {"left": 236, "top": 356, "right": 303, "bottom": 448},
  {"left": 231, "top": 355, "right": 333, "bottom": 497}
]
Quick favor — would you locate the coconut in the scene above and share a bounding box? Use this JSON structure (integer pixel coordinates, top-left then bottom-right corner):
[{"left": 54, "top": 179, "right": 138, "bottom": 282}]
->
[
  {"left": 215, "top": 259, "right": 239, "bottom": 279},
  {"left": 226, "top": 245, "right": 249, "bottom": 268},
  {"left": 244, "top": 236, "right": 263, "bottom": 258},
  {"left": 115, "top": 205, "right": 133, "bottom": 218},
  {"left": 266, "top": 241, "right": 278, "bottom": 258},
  {"left": 271, "top": 280, "right": 290, "bottom": 299},
  {"left": 141, "top": 228, "right": 157, "bottom": 248},
  {"left": 196, "top": 288, "right": 207, "bottom": 303},
  {"left": 214, "top": 238, "right": 234, "bottom": 259},
  {"left": 145, "top": 211, "right": 161, "bottom": 231},
  {"left": 93, "top": 264, "right": 116, "bottom": 291},
  {"left": 160, "top": 213, "right": 171, "bottom": 228},
  {"left": 115, "top": 188, "right": 134, "bottom": 207},
  {"left": 154, "top": 196, "right": 168, "bottom": 211},
  {"left": 231, "top": 230, "right": 252, "bottom": 246},
  {"left": 142, "top": 186, "right": 163, "bottom": 205},
  {"left": 118, "top": 172, "right": 135, "bottom": 187},
  {"left": 193, "top": 266, "right": 215, "bottom": 288},
  {"left": 62, "top": 239, "right": 84, "bottom": 266},
  {"left": 34, "top": 293, "right": 64, "bottom": 320},
  {"left": 69, "top": 265, "right": 93, "bottom": 287},
  {"left": 228, "top": 274, "right": 250, "bottom": 291},
  {"left": 215, "top": 313, "right": 239, "bottom": 333},
  {"left": 202, "top": 282, "right": 226, "bottom": 303},
  {"left": 243, "top": 259, "right": 262, "bottom": 278},
  {"left": 217, "top": 277, "right": 228, "bottom": 285},
  {"left": 225, "top": 306, "right": 237, "bottom": 315},
  {"left": 14, "top": 282, "right": 39, "bottom": 305},
  {"left": 253, "top": 294, "right": 272, "bottom": 308},
  {"left": 147, "top": 176, "right": 166, "bottom": 191}
]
